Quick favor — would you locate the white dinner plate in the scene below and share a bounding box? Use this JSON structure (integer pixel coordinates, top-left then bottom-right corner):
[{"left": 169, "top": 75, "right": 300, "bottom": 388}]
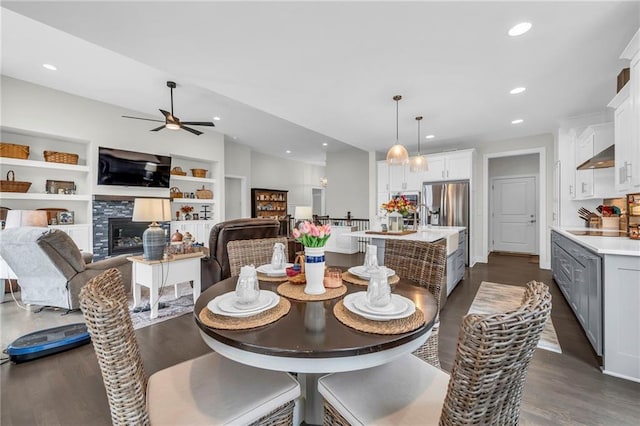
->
[
  {"left": 208, "top": 290, "right": 279, "bottom": 317},
  {"left": 348, "top": 265, "right": 396, "bottom": 280},
  {"left": 343, "top": 292, "right": 415, "bottom": 321},
  {"left": 352, "top": 293, "right": 409, "bottom": 316},
  {"left": 256, "top": 263, "right": 294, "bottom": 277}
]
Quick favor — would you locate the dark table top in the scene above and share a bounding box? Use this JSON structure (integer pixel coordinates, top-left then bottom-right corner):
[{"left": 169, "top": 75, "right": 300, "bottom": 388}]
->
[{"left": 194, "top": 270, "right": 437, "bottom": 360}]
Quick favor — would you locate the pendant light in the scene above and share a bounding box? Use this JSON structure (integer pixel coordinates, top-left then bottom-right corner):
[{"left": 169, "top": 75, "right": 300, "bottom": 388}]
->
[
  {"left": 409, "top": 116, "right": 428, "bottom": 173},
  {"left": 386, "top": 95, "right": 409, "bottom": 165}
]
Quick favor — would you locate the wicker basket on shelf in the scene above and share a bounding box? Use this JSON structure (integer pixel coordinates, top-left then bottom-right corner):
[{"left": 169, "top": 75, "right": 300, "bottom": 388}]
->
[
  {"left": 195, "top": 185, "right": 213, "bottom": 199},
  {"left": 171, "top": 166, "right": 187, "bottom": 176},
  {"left": 170, "top": 186, "right": 183, "bottom": 200},
  {"left": 0, "top": 170, "right": 31, "bottom": 193},
  {"left": 43, "top": 150, "right": 79, "bottom": 165},
  {"left": 0, "top": 143, "right": 30, "bottom": 159},
  {"left": 191, "top": 168, "right": 207, "bottom": 178}
]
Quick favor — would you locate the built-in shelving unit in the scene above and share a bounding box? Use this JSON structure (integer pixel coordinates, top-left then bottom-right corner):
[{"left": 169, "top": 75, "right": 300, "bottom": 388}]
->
[
  {"left": 0, "top": 126, "right": 92, "bottom": 249},
  {"left": 169, "top": 154, "right": 219, "bottom": 231}
]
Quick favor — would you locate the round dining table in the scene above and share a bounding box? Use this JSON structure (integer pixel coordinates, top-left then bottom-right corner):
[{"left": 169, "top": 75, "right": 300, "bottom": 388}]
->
[{"left": 194, "top": 272, "right": 437, "bottom": 425}]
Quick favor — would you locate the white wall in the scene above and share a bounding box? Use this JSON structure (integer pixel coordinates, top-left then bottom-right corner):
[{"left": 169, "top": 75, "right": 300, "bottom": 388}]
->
[
  {"left": 489, "top": 153, "right": 539, "bottom": 178},
  {"left": 250, "top": 151, "right": 325, "bottom": 214},
  {"left": 473, "top": 134, "right": 554, "bottom": 268},
  {"left": 326, "top": 147, "right": 369, "bottom": 219},
  {"left": 1, "top": 76, "right": 225, "bottom": 221},
  {"left": 224, "top": 140, "right": 252, "bottom": 217}
]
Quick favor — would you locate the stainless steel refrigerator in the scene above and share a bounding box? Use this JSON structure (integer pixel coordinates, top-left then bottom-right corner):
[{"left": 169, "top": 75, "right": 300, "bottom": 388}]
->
[{"left": 421, "top": 180, "right": 469, "bottom": 264}]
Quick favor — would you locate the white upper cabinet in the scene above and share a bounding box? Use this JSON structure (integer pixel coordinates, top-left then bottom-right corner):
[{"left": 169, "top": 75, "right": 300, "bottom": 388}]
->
[
  {"left": 422, "top": 150, "right": 473, "bottom": 182},
  {"left": 444, "top": 151, "right": 473, "bottom": 180},
  {"left": 376, "top": 161, "right": 390, "bottom": 192},
  {"left": 422, "top": 154, "right": 445, "bottom": 182},
  {"left": 573, "top": 124, "right": 614, "bottom": 200},
  {"left": 388, "top": 163, "right": 406, "bottom": 192},
  {"left": 386, "top": 161, "right": 423, "bottom": 192},
  {"left": 609, "top": 29, "right": 640, "bottom": 190},
  {"left": 609, "top": 86, "right": 633, "bottom": 192}
]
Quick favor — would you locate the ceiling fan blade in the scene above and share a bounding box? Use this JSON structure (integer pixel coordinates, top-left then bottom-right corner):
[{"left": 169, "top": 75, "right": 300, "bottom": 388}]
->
[
  {"left": 159, "top": 109, "right": 178, "bottom": 122},
  {"left": 150, "top": 125, "right": 165, "bottom": 132},
  {"left": 181, "top": 121, "right": 215, "bottom": 127},
  {"left": 122, "top": 115, "right": 164, "bottom": 123},
  {"left": 180, "top": 125, "right": 203, "bottom": 136}
]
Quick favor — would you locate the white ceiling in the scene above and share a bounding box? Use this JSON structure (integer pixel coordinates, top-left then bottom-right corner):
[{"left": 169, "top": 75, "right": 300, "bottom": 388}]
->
[{"left": 2, "top": 1, "right": 639, "bottom": 165}]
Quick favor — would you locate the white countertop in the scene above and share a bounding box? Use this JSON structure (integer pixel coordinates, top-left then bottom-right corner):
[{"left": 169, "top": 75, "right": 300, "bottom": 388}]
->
[
  {"left": 552, "top": 226, "right": 640, "bottom": 257},
  {"left": 347, "top": 226, "right": 465, "bottom": 255}
]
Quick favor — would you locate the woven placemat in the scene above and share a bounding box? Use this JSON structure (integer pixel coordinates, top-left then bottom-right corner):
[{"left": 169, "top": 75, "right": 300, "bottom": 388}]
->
[
  {"left": 257, "top": 272, "right": 289, "bottom": 283},
  {"left": 341, "top": 271, "right": 400, "bottom": 286},
  {"left": 333, "top": 300, "right": 425, "bottom": 335},
  {"left": 198, "top": 298, "right": 291, "bottom": 330},
  {"left": 277, "top": 282, "right": 347, "bottom": 301}
]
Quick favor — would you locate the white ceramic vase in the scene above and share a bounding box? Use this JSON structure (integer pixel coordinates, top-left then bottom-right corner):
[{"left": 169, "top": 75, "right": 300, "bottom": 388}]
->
[{"left": 304, "top": 246, "right": 326, "bottom": 295}]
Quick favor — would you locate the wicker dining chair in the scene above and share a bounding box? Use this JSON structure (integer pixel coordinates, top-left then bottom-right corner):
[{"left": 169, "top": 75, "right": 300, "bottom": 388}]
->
[
  {"left": 79, "top": 268, "right": 300, "bottom": 426},
  {"left": 319, "top": 280, "right": 552, "bottom": 425},
  {"left": 228, "top": 237, "right": 289, "bottom": 277},
  {"left": 384, "top": 239, "right": 447, "bottom": 367}
]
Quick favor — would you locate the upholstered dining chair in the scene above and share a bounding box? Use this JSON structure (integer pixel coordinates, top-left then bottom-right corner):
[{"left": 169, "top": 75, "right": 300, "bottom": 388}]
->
[
  {"left": 227, "top": 237, "right": 290, "bottom": 277},
  {"left": 383, "top": 239, "right": 446, "bottom": 367},
  {"left": 318, "top": 280, "right": 552, "bottom": 425},
  {"left": 79, "top": 268, "right": 300, "bottom": 426}
]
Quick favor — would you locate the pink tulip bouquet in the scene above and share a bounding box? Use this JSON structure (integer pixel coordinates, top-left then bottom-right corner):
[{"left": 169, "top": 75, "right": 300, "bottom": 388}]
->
[{"left": 292, "top": 221, "right": 331, "bottom": 247}]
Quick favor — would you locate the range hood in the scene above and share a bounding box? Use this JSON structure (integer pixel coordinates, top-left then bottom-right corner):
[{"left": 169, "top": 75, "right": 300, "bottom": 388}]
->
[{"left": 577, "top": 145, "right": 615, "bottom": 170}]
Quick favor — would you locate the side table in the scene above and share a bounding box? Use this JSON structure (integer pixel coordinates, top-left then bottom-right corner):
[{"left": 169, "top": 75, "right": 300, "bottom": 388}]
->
[{"left": 127, "top": 252, "right": 204, "bottom": 319}]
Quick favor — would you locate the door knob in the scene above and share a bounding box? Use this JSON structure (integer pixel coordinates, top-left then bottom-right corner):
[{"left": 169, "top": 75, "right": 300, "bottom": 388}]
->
[{"left": 529, "top": 219, "right": 537, "bottom": 223}]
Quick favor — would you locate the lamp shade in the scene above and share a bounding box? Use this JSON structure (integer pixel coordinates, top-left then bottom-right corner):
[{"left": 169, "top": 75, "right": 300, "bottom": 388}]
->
[
  {"left": 132, "top": 198, "right": 172, "bottom": 223},
  {"left": 294, "top": 206, "right": 313, "bottom": 220},
  {"left": 132, "top": 198, "right": 171, "bottom": 261},
  {"left": 386, "top": 144, "right": 409, "bottom": 165},
  {"left": 409, "top": 154, "right": 428, "bottom": 172},
  {"left": 5, "top": 210, "right": 48, "bottom": 228}
]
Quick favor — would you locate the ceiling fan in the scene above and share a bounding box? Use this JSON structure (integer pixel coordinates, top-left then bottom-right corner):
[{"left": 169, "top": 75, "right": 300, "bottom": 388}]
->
[{"left": 122, "top": 81, "right": 215, "bottom": 135}]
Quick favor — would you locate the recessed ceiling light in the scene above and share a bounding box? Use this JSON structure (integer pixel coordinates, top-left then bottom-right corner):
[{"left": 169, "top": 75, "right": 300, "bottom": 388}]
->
[
  {"left": 286, "top": 150, "right": 291, "bottom": 154},
  {"left": 42, "top": 63, "right": 57, "bottom": 71},
  {"left": 512, "top": 119, "right": 524, "bottom": 124},
  {"left": 232, "top": 136, "right": 237, "bottom": 140},
  {"left": 322, "top": 142, "right": 328, "bottom": 146},
  {"left": 425, "top": 135, "right": 435, "bottom": 139},
  {"left": 508, "top": 22, "right": 532, "bottom": 37},
  {"left": 213, "top": 116, "right": 221, "bottom": 121},
  {"left": 510, "top": 87, "right": 526, "bottom": 94}
]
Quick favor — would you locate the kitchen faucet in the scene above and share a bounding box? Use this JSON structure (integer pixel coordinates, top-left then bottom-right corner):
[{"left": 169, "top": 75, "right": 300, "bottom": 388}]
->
[{"left": 414, "top": 204, "right": 428, "bottom": 230}]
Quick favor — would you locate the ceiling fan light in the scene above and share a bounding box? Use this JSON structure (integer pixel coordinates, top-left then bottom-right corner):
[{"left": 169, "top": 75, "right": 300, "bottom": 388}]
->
[
  {"left": 165, "top": 123, "right": 180, "bottom": 130},
  {"left": 386, "top": 144, "right": 409, "bottom": 165},
  {"left": 409, "top": 155, "right": 428, "bottom": 172}
]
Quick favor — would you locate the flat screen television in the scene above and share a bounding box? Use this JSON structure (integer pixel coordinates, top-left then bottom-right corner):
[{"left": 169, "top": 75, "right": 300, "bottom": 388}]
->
[{"left": 98, "top": 147, "right": 171, "bottom": 188}]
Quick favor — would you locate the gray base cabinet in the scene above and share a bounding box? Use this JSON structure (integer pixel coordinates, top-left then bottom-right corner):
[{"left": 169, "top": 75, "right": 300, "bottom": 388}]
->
[
  {"left": 602, "top": 254, "right": 640, "bottom": 381},
  {"left": 551, "top": 230, "right": 602, "bottom": 355}
]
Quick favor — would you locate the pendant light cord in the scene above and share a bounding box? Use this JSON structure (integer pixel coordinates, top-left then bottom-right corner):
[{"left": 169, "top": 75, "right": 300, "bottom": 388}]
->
[
  {"left": 416, "top": 116, "right": 423, "bottom": 154},
  {"left": 396, "top": 98, "right": 399, "bottom": 143}
]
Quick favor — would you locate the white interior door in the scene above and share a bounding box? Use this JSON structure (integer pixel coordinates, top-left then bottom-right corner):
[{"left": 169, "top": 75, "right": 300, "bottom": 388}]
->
[
  {"left": 224, "top": 176, "right": 244, "bottom": 220},
  {"left": 312, "top": 188, "right": 325, "bottom": 215},
  {"left": 491, "top": 176, "right": 537, "bottom": 254}
]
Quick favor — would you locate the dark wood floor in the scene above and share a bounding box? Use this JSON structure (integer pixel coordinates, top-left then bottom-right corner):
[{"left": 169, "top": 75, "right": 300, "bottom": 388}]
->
[{"left": 2, "top": 253, "right": 639, "bottom": 425}]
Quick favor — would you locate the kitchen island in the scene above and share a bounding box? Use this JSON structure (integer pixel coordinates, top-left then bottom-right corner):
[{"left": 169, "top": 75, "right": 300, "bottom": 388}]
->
[
  {"left": 346, "top": 226, "right": 466, "bottom": 296},
  {"left": 551, "top": 227, "right": 640, "bottom": 383}
]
